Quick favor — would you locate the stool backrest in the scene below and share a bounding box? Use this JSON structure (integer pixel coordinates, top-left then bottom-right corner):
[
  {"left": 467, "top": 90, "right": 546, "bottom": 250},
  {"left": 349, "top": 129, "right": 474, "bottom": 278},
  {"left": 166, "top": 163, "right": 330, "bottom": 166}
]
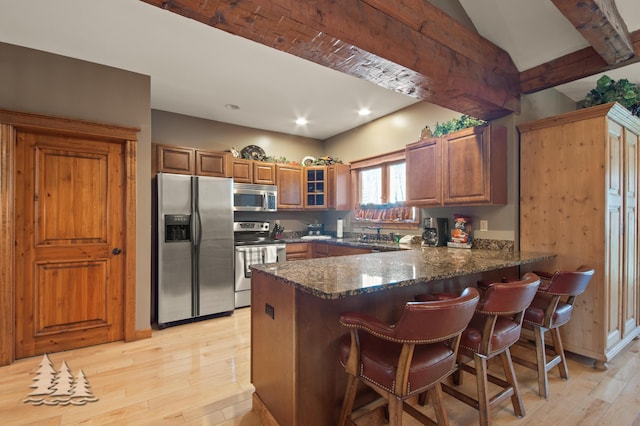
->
[
  {"left": 545, "top": 266, "right": 595, "bottom": 297},
  {"left": 394, "top": 287, "right": 480, "bottom": 343},
  {"left": 478, "top": 272, "right": 541, "bottom": 315}
]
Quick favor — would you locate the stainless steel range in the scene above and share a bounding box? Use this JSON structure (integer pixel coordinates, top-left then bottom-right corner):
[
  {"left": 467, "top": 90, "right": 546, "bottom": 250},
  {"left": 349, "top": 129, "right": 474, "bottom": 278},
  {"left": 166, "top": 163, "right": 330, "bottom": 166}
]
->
[{"left": 234, "top": 221, "right": 286, "bottom": 308}]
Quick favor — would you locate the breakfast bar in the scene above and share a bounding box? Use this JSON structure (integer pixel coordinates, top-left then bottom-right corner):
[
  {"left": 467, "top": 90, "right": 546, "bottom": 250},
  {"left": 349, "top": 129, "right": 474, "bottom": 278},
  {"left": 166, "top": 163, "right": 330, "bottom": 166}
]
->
[{"left": 250, "top": 245, "right": 555, "bottom": 425}]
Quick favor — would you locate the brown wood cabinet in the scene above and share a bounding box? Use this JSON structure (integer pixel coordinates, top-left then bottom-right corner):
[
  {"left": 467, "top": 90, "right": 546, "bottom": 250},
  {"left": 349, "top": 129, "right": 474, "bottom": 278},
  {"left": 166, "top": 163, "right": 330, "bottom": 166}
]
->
[
  {"left": 195, "top": 150, "right": 227, "bottom": 177},
  {"left": 276, "top": 164, "right": 304, "bottom": 209},
  {"left": 154, "top": 144, "right": 228, "bottom": 177},
  {"left": 405, "top": 124, "right": 507, "bottom": 206},
  {"left": 327, "top": 163, "right": 351, "bottom": 210},
  {"left": 253, "top": 161, "right": 276, "bottom": 185},
  {"left": 153, "top": 143, "right": 195, "bottom": 175},
  {"left": 519, "top": 103, "right": 640, "bottom": 369},
  {"left": 405, "top": 137, "right": 442, "bottom": 206},
  {"left": 227, "top": 157, "right": 253, "bottom": 183},
  {"left": 286, "top": 243, "right": 311, "bottom": 261}
]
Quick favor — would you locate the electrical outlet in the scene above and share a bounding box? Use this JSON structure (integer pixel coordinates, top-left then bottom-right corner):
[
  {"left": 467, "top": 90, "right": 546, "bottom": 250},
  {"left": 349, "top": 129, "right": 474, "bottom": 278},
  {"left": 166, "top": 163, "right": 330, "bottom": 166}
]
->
[
  {"left": 480, "top": 220, "right": 488, "bottom": 231},
  {"left": 265, "top": 303, "right": 275, "bottom": 319}
]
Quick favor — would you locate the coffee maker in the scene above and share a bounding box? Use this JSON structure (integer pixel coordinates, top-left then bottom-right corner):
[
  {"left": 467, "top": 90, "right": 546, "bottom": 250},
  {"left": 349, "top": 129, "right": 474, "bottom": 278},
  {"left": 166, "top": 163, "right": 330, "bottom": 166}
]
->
[{"left": 422, "top": 217, "right": 449, "bottom": 246}]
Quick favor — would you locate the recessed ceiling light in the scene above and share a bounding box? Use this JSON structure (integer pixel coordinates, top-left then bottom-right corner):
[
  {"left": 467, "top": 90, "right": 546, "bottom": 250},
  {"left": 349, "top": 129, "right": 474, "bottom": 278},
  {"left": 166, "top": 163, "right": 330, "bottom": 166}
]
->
[
  {"left": 295, "top": 117, "right": 308, "bottom": 125},
  {"left": 358, "top": 108, "right": 371, "bottom": 116},
  {"left": 225, "top": 104, "right": 240, "bottom": 110}
]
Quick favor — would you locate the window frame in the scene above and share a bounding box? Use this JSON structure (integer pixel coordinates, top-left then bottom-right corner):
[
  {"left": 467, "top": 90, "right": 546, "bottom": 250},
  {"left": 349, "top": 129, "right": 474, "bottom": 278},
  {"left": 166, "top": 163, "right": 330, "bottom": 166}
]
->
[{"left": 350, "top": 149, "right": 418, "bottom": 229}]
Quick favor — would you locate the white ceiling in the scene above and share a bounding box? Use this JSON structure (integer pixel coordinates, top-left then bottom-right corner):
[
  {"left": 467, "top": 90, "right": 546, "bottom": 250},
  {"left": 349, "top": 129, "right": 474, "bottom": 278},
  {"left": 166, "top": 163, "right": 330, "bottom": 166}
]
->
[{"left": 0, "top": 0, "right": 638, "bottom": 140}]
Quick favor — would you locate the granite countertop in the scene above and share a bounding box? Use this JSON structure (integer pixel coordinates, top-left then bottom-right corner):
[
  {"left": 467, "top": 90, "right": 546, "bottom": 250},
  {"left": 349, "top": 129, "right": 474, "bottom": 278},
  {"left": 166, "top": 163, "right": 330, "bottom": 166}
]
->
[
  {"left": 283, "top": 236, "right": 408, "bottom": 252},
  {"left": 252, "top": 243, "right": 555, "bottom": 299}
]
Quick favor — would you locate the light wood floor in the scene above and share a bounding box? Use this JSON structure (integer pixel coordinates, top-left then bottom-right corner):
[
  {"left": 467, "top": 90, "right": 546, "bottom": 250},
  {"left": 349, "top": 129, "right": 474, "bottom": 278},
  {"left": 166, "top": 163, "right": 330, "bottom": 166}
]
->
[{"left": 2, "top": 307, "right": 640, "bottom": 425}]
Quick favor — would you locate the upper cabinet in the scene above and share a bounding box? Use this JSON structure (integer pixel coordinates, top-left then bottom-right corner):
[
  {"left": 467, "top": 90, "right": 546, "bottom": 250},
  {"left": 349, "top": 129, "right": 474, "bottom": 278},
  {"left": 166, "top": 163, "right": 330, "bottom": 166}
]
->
[
  {"left": 276, "top": 163, "right": 304, "bottom": 209},
  {"left": 405, "top": 137, "right": 442, "bottom": 206},
  {"left": 405, "top": 124, "right": 507, "bottom": 206},
  {"left": 195, "top": 150, "right": 227, "bottom": 177},
  {"left": 153, "top": 143, "right": 195, "bottom": 175},
  {"left": 154, "top": 143, "right": 349, "bottom": 210},
  {"left": 327, "top": 163, "right": 351, "bottom": 210},
  {"left": 154, "top": 143, "right": 227, "bottom": 177},
  {"left": 304, "top": 164, "right": 352, "bottom": 210}
]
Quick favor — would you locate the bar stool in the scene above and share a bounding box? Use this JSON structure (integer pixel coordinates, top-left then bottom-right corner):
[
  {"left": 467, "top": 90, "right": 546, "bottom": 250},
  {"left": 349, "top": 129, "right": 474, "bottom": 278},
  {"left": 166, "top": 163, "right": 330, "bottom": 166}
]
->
[
  {"left": 417, "top": 273, "right": 540, "bottom": 426},
  {"left": 513, "top": 266, "right": 595, "bottom": 398},
  {"left": 337, "top": 287, "right": 480, "bottom": 426}
]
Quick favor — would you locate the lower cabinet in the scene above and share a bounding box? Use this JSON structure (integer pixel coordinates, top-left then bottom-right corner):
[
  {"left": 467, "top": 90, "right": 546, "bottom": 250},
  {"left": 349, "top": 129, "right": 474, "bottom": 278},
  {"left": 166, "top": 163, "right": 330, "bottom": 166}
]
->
[{"left": 286, "top": 243, "right": 311, "bottom": 261}]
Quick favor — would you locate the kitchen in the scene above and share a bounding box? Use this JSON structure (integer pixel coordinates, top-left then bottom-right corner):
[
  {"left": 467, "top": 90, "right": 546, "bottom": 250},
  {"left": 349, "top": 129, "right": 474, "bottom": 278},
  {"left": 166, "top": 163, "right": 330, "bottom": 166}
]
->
[{"left": 2, "top": 0, "right": 640, "bottom": 424}]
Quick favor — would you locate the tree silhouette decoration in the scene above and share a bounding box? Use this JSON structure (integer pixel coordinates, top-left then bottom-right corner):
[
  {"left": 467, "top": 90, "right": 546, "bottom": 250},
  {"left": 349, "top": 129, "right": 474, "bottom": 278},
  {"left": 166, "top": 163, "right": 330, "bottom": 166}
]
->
[{"left": 24, "top": 354, "right": 98, "bottom": 406}]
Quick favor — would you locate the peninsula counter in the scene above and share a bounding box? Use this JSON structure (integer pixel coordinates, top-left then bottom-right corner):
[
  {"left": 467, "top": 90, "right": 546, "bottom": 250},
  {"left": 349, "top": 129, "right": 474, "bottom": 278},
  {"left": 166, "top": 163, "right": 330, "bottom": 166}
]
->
[{"left": 250, "top": 246, "right": 554, "bottom": 425}]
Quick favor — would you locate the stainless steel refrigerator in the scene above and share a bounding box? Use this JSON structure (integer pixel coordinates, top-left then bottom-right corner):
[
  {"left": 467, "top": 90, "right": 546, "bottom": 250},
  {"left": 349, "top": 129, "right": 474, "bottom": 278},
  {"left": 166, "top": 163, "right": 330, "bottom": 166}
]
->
[{"left": 155, "top": 173, "right": 234, "bottom": 327}]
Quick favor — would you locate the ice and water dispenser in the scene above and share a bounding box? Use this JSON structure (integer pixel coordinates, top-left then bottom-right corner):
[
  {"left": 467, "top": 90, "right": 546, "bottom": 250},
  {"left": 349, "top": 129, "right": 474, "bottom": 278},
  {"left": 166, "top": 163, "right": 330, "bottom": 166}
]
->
[{"left": 164, "top": 214, "right": 191, "bottom": 242}]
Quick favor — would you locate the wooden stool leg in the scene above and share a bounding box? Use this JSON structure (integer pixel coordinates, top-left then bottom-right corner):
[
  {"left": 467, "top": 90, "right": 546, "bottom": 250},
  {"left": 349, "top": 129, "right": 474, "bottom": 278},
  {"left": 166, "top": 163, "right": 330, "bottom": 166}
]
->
[
  {"left": 387, "top": 394, "right": 403, "bottom": 426},
  {"left": 501, "top": 347, "right": 525, "bottom": 418},
  {"left": 551, "top": 327, "right": 569, "bottom": 379},
  {"left": 338, "top": 374, "right": 359, "bottom": 426},
  {"left": 431, "top": 383, "right": 450, "bottom": 425},
  {"left": 473, "top": 353, "right": 491, "bottom": 426},
  {"left": 533, "top": 325, "right": 550, "bottom": 399}
]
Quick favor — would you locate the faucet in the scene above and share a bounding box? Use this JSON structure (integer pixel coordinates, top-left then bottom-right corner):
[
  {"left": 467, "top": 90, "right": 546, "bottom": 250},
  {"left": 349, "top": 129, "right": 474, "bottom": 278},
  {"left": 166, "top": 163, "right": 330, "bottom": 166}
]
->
[{"left": 365, "top": 226, "right": 382, "bottom": 241}]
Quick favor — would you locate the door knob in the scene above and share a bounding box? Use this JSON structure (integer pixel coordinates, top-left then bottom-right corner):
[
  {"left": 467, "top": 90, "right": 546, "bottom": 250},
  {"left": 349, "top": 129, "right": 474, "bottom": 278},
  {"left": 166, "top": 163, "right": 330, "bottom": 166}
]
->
[{"left": 112, "top": 248, "right": 122, "bottom": 255}]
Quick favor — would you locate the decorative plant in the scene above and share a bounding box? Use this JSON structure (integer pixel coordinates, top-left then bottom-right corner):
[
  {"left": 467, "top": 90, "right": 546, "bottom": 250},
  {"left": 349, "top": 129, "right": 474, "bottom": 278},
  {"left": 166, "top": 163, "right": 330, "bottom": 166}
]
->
[
  {"left": 582, "top": 75, "right": 640, "bottom": 117},
  {"left": 432, "top": 115, "right": 487, "bottom": 137}
]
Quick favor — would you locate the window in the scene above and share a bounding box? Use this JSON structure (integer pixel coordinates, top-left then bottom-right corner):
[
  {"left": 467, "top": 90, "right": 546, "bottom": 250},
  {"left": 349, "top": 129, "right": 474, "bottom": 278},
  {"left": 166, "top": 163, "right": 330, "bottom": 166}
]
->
[{"left": 351, "top": 150, "right": 417, "bottom": 229}]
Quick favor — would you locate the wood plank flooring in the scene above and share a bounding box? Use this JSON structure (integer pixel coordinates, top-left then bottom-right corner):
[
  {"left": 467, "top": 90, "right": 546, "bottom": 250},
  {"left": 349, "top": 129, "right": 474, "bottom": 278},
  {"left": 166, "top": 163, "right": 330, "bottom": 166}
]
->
[{"left": 1, "top": 307, "right": 639, "bottom": 425}]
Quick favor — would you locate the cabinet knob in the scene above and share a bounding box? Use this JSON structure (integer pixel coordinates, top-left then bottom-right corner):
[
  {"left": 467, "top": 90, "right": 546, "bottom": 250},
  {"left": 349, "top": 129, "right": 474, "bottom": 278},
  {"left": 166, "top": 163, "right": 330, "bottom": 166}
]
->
[{"left": 112, "top": 248, "right": 122, "bottom": 255}]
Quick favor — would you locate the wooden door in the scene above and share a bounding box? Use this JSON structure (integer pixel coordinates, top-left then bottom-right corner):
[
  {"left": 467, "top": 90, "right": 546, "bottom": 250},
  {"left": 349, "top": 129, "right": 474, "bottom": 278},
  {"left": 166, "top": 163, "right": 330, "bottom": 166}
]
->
[
  {"left": 228, "top": 157, "right": 253, "bottom": 183},
  {"left": 14, "top": 129, "right": 126, "bottom": 359},
  {"left": 153, "top": 143, "right": 194, "bottom": 175}
]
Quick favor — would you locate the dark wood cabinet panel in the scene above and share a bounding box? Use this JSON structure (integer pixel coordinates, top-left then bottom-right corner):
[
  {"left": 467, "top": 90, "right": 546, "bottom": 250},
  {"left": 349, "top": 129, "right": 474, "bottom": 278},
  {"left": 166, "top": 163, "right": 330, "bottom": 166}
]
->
[
  {"left": 253, "top": 162, "right": 276, "bottom": 185},
  {"left": 405, "top": 137, "right": 442, "bottom": 206},
  {"left": 442, "top": 125, "right": 506, "bottom": 205},
  {"left": 195, "top": 150, "right": 227, "bottom": 177},
  {"left": 286, "top": 243, "right": 311, "bottom": 260},
  {"left": 405, "top": 124, "right": 506, "bottom": 206},
  {"left": 228, "top": 157, "right": 253, "bottom": 183},
  {"left": 276, "top": 164, "right": 304, "bottom": 209},
  {"left": 327, "top": 163, "right": 351, "bottom": 210},
  {"left": 153, "top": 144, "right": 195, "bottom": 175}
]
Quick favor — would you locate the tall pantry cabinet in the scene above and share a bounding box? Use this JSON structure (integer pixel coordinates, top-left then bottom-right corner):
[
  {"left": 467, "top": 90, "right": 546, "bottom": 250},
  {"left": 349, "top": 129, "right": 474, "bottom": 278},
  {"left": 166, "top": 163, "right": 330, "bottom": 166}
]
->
[{"left": 518, "top": 103, "right": 640, "bottom": 369}]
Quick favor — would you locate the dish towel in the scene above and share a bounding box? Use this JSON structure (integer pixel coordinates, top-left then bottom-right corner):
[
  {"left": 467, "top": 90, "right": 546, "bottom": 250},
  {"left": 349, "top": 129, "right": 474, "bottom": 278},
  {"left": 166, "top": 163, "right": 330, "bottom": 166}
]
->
[
  {"left": 243, "top": 247, "right": 265, "bottom": 277},
  {"left": 264, "top": 246, "right": 278, "bottom": 263}
]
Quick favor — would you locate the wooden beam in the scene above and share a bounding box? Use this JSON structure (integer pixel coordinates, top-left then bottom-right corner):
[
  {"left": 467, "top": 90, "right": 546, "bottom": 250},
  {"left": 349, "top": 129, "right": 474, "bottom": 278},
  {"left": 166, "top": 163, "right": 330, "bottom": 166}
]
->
[
  {"left": 521, "top": 29, "right": 640, "bottom": 94},
  {"left": 551, "top": 0, "right": 635, "bottom": 65},
  {"left": 140, "top": 0, "right": 521, "bottom": 120}
]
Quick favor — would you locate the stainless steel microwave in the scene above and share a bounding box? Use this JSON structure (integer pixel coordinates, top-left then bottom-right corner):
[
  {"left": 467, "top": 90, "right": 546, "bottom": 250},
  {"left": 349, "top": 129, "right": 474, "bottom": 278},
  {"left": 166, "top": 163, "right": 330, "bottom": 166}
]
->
[{"left": 233, "top": 183, "right": 277, "bottom": 212}]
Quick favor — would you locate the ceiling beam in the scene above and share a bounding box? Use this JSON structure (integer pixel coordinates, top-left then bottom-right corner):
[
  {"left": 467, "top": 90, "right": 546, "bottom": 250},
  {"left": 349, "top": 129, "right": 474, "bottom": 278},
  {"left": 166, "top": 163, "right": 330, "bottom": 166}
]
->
[
  {"left": 551, "top": 0, "right": 635, "bottom": 65},
  {"left": 520, "top": 29, "right": 640, "bottom": 94},
  {"left": 141, "top": 0, "right": 521, "bottom": 120}
]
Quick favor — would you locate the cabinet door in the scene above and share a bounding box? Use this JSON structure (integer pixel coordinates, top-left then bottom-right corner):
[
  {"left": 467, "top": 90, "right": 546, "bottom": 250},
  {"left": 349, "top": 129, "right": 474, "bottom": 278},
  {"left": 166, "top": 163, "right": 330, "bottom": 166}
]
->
[
  {"left": 327, "top": 245, "right": 371, "bottom": 257},
  {"left": 312, "top": 242, "right": 329, "bottom": 258},
  {"left": 195, "top": 150, "right": 227, "bottom": 177},
  {"left": 442, "top": 125, "right": 506, "bottom": 205},
  {"left": 286, "top": 243, "right": 311, "bottom": 260},
  {"left": 228, "top": 157, "right": 253, "bottom": 183},
  {"left": 606, "top": 119, "right": 625, "bottom": 350},
  {"left": 253, "top": 162, "right": 276, "bottom": 185},
  {"left": 622, "top": 121, "right": 639, "bottom": 338},
  {"left": 327, "top": 164, "right": 351, "bottom": 210},
  {"left": 154, "top": 144, "right": 195, "bottom": 175},
  {"left": 405, "top": 137, "right": 442, "bottom": 206},
  {"left": 277, "top": 164, "right": 304, "bottom": 209},
  {"left": 305, "top": 166, "right": 327, "bottom": 209}
]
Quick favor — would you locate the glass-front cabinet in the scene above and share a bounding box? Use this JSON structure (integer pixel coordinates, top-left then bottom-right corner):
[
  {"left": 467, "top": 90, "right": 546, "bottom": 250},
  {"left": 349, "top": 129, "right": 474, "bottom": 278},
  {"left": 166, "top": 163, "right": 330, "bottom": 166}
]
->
[{"left": 305, "top": 167, "right": 326, "bottom": 208}]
